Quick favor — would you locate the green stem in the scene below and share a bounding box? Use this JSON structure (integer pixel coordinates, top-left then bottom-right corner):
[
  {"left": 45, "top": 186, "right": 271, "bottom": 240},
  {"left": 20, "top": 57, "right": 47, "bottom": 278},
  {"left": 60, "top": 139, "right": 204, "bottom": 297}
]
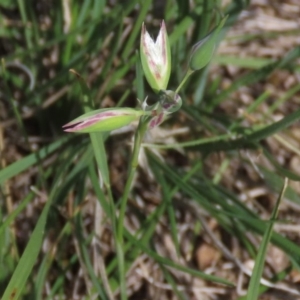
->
[
  {"left": 116, "top": 116, "right": 149, "bottom": 300},
  {"left": 175, "top": 68, "right": 194, "bottom": 94},
  {"left": 118, "top": 116, "right": 149, "bottom": 240}
]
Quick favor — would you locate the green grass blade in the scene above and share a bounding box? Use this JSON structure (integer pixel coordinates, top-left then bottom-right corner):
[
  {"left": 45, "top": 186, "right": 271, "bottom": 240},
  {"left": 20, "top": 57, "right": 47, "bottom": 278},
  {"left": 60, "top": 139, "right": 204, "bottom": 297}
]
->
[
  {"left": 150, "top": 153, "right": 300, "bottom": 263},
  {"left": 156, "top": 169, "right": 180, "bottom": 256},
  {"left": 121, "top": 0, "right": 151, "bottom": 59},
  {"left": 90, "top": 133, "right": 110, "bottom": 187},
  {"left": 135, "top": 50, "right": 144, "bottom": 101},
  {"left": 88, "top": 162, "right": 110, "bottom": 214},
  {"left": 125, "top": 230, "right": 234, "bottom": 286},
  {"left": 0, "top": 192, "right": 34, "bottom": 236},
  {"left": 246, "top": 178, "right": 288, "bottom": 300},
  {"left": 74, "top": 208, "right": 109, "bottom": 299},
  {"left": 1, "top": 194, "right": 53, "bottom": 300},
  {"left": 213, "top": 55, "right": 271, "bottom": 69},
  {"left": 147, "top": 106, "right": 300, "bottom": 153},
  {"left": 210, "top": 46, "right": 300, "bottom": 108},
  {"left": 0, "top": 136, "right": 72, "bottom": 183}
]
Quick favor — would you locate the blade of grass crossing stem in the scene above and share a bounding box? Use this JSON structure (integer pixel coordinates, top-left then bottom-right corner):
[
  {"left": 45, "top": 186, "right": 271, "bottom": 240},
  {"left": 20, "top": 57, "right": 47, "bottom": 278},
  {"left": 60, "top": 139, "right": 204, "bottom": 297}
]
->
[
  {"left": 246, "top": 178, "right": 288, "bottom": 300},
  {"left": 121, "top": 0, "right": 151, "bottom": 59}
]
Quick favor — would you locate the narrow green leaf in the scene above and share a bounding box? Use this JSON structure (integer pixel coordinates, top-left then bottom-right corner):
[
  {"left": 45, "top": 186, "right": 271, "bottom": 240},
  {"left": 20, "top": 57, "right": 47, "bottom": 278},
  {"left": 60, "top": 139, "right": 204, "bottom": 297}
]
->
[
  {"left": 210, "top": 46, "right": 300, "bottom": 108},
  {"left": 0, "top": 192, "right": 34, "bottom": 236},
  {"left": 156, "top": 169, "right": 180, "bottom": 256},
  {"left": 122, "top": 0, "right": 151, "bottom": 59},
  {"left": 246, "top": 178, "right": 288, "bottom": 300},
  {"left": 1, "top": 194, "right": 53, "bottom": 300},
  {"left": 146, "top": 106, "right": 300, "bottom": 153},
  {"left": 0, "top": 136, "right": 72, "bottom": 183},
  {"left": 125, "top": 230, "right": 234, "bottom": 286}
]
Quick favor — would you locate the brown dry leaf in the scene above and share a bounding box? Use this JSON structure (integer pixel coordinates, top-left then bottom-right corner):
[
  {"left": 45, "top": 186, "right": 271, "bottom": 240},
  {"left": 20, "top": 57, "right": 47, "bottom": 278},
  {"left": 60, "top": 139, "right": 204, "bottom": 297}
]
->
[
  {"left": 196, "top": 243, "right": 221, "bottom": 270},
  {"left": 290, "top": 269, "right": 300, "bottom": 283}
]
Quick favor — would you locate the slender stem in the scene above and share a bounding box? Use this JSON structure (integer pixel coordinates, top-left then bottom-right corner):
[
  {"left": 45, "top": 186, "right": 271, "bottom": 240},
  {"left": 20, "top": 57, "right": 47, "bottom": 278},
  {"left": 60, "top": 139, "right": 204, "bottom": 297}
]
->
[
  {"left": 118, "top": 116, "right": 149, "bottom": 240},
  {"left": 175, "top": 68, "right": 194, "bottom": 94},
  {"left": 116, "top": 116, "right": 149, "bottom": 300}
]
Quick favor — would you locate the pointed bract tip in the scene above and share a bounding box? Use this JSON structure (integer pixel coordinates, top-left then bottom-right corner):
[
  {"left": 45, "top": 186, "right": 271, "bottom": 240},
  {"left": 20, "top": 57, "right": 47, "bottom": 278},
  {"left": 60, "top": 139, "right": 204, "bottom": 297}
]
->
[{"left": 140, "top": 19, "right": 171, "bottom": 93}]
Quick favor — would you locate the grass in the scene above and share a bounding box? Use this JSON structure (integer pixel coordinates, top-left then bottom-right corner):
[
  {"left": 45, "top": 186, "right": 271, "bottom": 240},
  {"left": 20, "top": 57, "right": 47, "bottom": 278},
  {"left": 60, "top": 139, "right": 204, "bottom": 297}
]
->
[{"left": 1, "top": 0, "right": 300, "bottom": 299}]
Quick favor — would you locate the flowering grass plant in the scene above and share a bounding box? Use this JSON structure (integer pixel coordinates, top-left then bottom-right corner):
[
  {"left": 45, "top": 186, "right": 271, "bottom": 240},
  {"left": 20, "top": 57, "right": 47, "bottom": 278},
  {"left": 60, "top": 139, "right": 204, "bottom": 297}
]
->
[{"left": 61, "top": 18, "right": 227, "bottom": 299}]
